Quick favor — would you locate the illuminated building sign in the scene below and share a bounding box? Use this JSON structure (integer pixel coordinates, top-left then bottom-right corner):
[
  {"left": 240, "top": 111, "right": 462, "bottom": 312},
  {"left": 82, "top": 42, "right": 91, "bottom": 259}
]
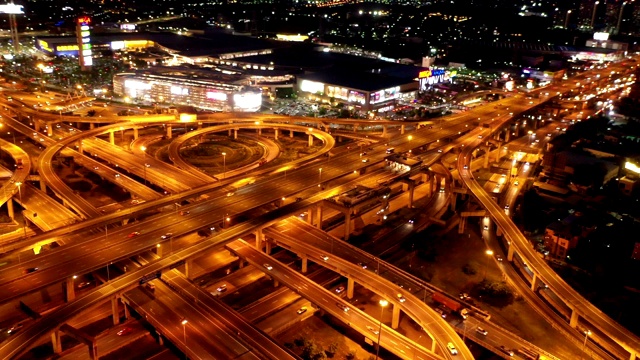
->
[
  {"left": 0, "top": 4, "right": 25, "bottom": 14},
  {"left": 37, "top": 40, "right": 53, "bottom": 53},
  {"left": 370, "top": 86, "right": 400, "bottom": 104},
  {"left": 233, "top": 92, "right": 262, "bottom": 111},
  {"left": 300, "top": 80, "right": 325, "bottom": 94},
  {"left": 120, "top": 23, "right": 136, "bottom": 31},
  {"left": 275, "top": 34, "right": 309, "bottom": 42},
  {"left": 206, "top": 91, "right": 228, "bottom": 101},
  {"left": 625, "top": 161, "right": 640, "bottom": 174},
  {"left": 171, "top": 86, "right": 189, "bottom": 95},
  {"left": 327, "top": 86, "right": 349, "bottom": 100},
  {"left": 593, "top": 32, "right": 609, "bottom": 41},
  {"left": 348, "top": 90, "right": 366, "bottom": 105},
  {"left": 418, "top": 68, "right": 456, "bottom": 89},
  {"left": 124, "top": 80, "right": 152, "bottom": 90},
  {"left": 56, "top": 45, "right": 79, "bottom": 52},
  {"left": 76, "top": 16, "right": 93, "bottom": 70}
]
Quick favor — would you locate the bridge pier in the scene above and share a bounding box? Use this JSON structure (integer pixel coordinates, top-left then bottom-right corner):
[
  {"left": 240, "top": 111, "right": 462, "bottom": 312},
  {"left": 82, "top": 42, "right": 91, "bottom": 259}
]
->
[
  {"left": 530, "top": 273, "right": 539, "bottom": 291},
  {"left": 450, "top": 192, "right": 456, "bottom": 211},
  {"left": 308, "top": 134, "right": 313, "bottom": 147},
  {"left": 166, "top": 125, "right": 172, "bottom": 139},
  {"left": 234, "top": 129, "right": 238, "bottom": 140},
  {"left": 77, "top": 140, "right": 83, "bottom": 154},
  {"left": 458, "top": 216, "right": 466, "bottom": 234},
  {"left": 183, "top": 259, "right": 193, "bottom": 279},
  {"left": 274, "top": 129, "right": 279, "bottom": 140},
  {"left": 155, "top": 243, "right": 163, "bottom": 257},
  {"left": 255, "top": 229, "right": 264, "bottom": 251},
  {"left": 391, "top": 304, "right": 400, "bottom": 329},
  {"left": 301, "top": 255, "right": 308, "bottom": 273},
  {"left": 47, "top": 124, "right": 53, "bottom": 137},
  {"left": 7, "top": 199, "right": 14, "bottom": 220},
  {"left": 290, "top": 129, "right": 294, "bottom": 138},
  {"left": 197, "top": 122, "right": 202, "bottom": 130},
  {"left": 133, "top": 128, "right": 139, "bottom": 140},
  {"left": 382, "top": 125, "right": 387, "bottom": 137},
  {"left": 400, "top": 125, "right": 405, "bottom": 135},
  {"left": 307, "top": 207, "right": 314, "bottom": 225},
  {"left": 344, "top": 211, "right": 352, "bottom": 241},
  {"left": 353, "top": 124, "right": 359, "bottom": 133},
  {"left": 483, "top": 147, "right": 490, "bottom": 168},
  {"left": 64, "top": 277, "right": 76, "bottom": 302},
  {"left": 265, "top": 241, "right": 272, "bottom": 255},
  {"left": 111, "top": 296, "right": 120, "bottom": 325},
  {"left": 109, "top": 131, "right": 115, "bottom": 144},
  {"left": 347, "top": 278, "right": 355, "bottom": 299},
  {"left": 402, "top": 181, "right": 415, "bottom": 208},
  {"left": 40, "top": 181, "right": 46, "bottom": 192},
  {"left": 257, "top": 128, "right": 262, "bottom": 136},
  {"left": 507, "top": 243, "right": 515, "bottom": 261},
  {"left": 34, "top": 121, "right": 41, "bottom": 132},
  {"left": 570, "top": 309, "right": 579, "bottom": 327},
  {"left": 89, "top": 123, "right": 95, "bottom": 130},
  {"left": 316, "top": 205, "right": 323, "bottom": 229},
  {"left": 51, "top": 330, "right": 62, "bottom": 354}
]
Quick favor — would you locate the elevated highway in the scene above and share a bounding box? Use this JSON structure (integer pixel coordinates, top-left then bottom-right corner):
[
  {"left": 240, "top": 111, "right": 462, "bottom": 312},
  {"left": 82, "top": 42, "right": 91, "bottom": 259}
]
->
[
  {"left": 0, "top": 138, "right": 30, "bottom": 208},
  {"left": 456, "top": 60, "right": 640, "bottom": 360},
  {"left": 226, "top": 239, "right": 440, "bottom": 360}
]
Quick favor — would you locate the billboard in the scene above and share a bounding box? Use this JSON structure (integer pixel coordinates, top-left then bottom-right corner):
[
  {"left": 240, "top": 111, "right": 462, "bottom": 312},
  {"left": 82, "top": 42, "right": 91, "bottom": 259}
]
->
[
  {"left": 0, "top": 4, "right": 24, "bottom": 14},
  {"left": 418, "top": 68, "right": 456, "bottom": 88},
  {"left": 76, "top": 16, "right": 93, "bottom": 70}
]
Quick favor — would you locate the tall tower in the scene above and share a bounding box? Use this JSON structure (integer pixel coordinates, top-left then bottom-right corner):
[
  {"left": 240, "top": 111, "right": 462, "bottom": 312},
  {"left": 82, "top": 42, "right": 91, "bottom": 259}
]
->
[
  {"left": 0, "top": 3, "right": 24, "bottom": 53},
  {"left": 76, "top": 16, "right": 93, "bottom": 71}
]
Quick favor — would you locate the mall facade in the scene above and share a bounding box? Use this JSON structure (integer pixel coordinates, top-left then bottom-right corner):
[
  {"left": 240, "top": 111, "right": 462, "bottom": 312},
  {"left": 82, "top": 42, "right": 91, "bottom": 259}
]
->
[{"left": 113, "top": 72, "right": 262, "bottom": 112}]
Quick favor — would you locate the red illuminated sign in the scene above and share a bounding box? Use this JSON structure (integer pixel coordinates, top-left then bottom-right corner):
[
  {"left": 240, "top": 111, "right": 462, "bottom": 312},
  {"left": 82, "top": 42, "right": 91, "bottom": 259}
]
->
[{"left": 78, "top": 17, "right": 91, "bottom": 25}]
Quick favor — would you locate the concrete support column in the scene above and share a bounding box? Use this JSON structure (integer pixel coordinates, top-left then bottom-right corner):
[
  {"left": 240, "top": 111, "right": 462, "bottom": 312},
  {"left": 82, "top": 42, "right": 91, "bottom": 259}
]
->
[
  {"left": 307, "top": 207, "right": 314, "bottom": 225},
  {"left": 77, "top": 140, "right": 83, "bottom": 154},
  {"left": 569, "top": 309, "right": 579, "bottom": 327},
  {"left": 353, "top": 124, "right": 358, "bottom": 133},
  {"left": 315, "top": 205, "right": 323, "bottom": 229},
  {"left": 273, "top": 278, "right": 279, "bottom": 287},
  {"left": 458, "top": 216, "right": 467, "bottom": 234},
  {"left": 234, "top": 129, "right": 238, "bottom": 140},
  {"left": 123, "top": 299, "right": 130, "bottom": 319},
  {"left": 90, "top": 123, "right": 95, "bottom": 130},
  {"left": 109, "top": 131, "right": 115, "bottom": 144},
  {"left": 198, "top": 123, "right": 202, "bottom": 130},
  {"left": 133, "top": 128, "right": 139, "bottom": 140},
  {"left": 308, "top": 134, "right": 313, "bottom": 147},
  {"left": 483, "top": 148, "right": 490, "bottom": 168},
  {"left": 531, "top": 273, "right": 539, "bottom": 291},
  {"left": 408, "top": 184, "right": 415, "bottom": 208},
  {"left": 344, "top": 211, "right": 352, "bottom": 241},
  {"left": 301, "top": 256, "right": 308, "bottom": 273},
  {"left": 265, "top": 241, "right": 272, "bottom": 255},
  {"left": 290, "top": 129, "right": 294, "bottom": 138},
  {"left": 89, "top": 343, "right": 98, "bottom": 360},
  {"left": 507, "top": 242, "right": 515, "bottom": 261},
  {"left": 504, "top": 130, "right": 510, "bottom": 142},
  {"left": 347, "top": 278, "right": 355, "bottom": 299},
  {"left": 400, "top": 125, "right": 405, "bottom": 135},
  {"left": 274, "top": 129, "right": 279, "bottom": 140},
  {"left": 183, "top": 259, "right": 193, "bottom": 279},
  {"left": 258, "top": 128, "right": 262, "bottom": 135},
  {"left": 47, "top": 124, "right": 53, "bottom": 137},
  {"left": 65, "top": 278, "right": 76, "bottom": 302},
  {"left": 496, "top": 227, "right": 503, "bottom": 237},
  {"left": 228, "top": 129, "right": 232, "bottom": 136},
  {"left": 51, "top": 330, "right": 62, "bottom": 354},
  {"left": 156, "top": 243, "right": 163, "bottom": 257},
  {"left": 629, "top": 353, "right": 637, "bottom": 360},
  {"left": 166, "top": 125, "right": 172, "bottom": 139},
  {"left": 495, "top": 142, "right": 502, "bottom": 162},
  {"left": 111, "top": 296, "right": 119, "bottom": 325},
  {"left": 34, "top": 121, "right": 41, "bottom": 132},
  {"left": 40, "top": 181, "right": 46, "bottom": 192},
  {"left": 255, "top": 229, "right": 264, "bottom": 250},
  {"left": 450, "top": 193, "right": 457, "bottom": 211},
  {"left": 382, "top": 125, "right": 387, "bottom": 137},
  {"left": 391, "top": 304, "right": 400, "bottom": 329},
  {"left": 7, "top": 199, "right": 14, "bottom": 220}
]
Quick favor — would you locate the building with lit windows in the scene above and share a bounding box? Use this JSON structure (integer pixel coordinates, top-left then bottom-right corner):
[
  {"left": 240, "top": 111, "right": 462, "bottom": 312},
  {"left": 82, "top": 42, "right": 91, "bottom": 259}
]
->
[{"left": 113, "top": 72, "right": 262, "bottom": 112}]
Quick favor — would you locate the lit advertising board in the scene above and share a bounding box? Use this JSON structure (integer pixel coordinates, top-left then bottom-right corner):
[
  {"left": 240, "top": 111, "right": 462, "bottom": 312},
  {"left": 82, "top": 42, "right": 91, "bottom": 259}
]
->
[
  {"left": 120, "top": 23, "right": 136, "bottom": 31},
  {"left": 0, "top": 4, "right": 24, "bottom": 14},
  {"left": 233, "top": 92, "right": 262, "bottom": 112},
  {"left": 625, "top": 161, "right": 640, "bottom": 174},
  {"left": 593, "top": 32, "right": 609, "bottom": 41},
  {"left": 348, "top": 90, "right": 366, "bottom": 104},
  {"left": 370, "top": 86, "right": 400, "bottom": 104},
  {"left": 37, "top": 40, "right": 53, "bottom": 53},
  {"left": 206, "top": 91, "right": 228, "bottom": 101},
  {"left": 300, "top": 80, "right": 325, "bottom": 94},
  {"left": 76, "top": 16, "right": 93, "bottom": 69},
  {"left": 419, "top": 68, "right": 455, "bottom": 88}
]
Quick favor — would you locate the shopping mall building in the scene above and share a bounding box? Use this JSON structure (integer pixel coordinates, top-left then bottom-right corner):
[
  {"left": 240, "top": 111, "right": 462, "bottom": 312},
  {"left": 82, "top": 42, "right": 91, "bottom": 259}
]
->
[{"left": 113, "top": 72, "right": 262, "bottom": 112}]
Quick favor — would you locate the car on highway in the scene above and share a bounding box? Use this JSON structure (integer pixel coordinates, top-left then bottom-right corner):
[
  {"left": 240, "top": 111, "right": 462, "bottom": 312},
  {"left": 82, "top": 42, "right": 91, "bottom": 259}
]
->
[
  {"left": 483, "top": 225, "right": 489, "bottom": 230},
  {"left": 459, "top": 293, "right": 470, "bottom": 300},
  {"left": 359, "top": 152, "right": 367, "bottom": 157},
  {"left": 447, "top": 342, "right": 458, "bottom": 355},
  {"left": 161, "top": 233, "right": 173, "bottom": 239},
  {"left": 514, "top": 181, "right": 519, "bottom": 186},
  {"left": 463, "top": 165, "right": 468, "bottom": 169},
  {"left": 93, "top": 166, "right": 99, "bottom": 170},
  {"left": 128, "top": 231, "right": 140, "bottom": 238},
  {"left": 320, "top": 255, "right": 329, "bottom": 261},
  {"left": 23, "top": 267, "right": 39, "bottom": 274},
  {"left": 476, "top": 327, "right": 488, "bottom": 335},
  {"left": 297, "top": 306, "right": 308, "bottom": 315},
  {"left": 146, "top": 283, "right": 155, "bottom": 291},
  {"left": 435, "top": 307, "right": 447, "bottom": 318},
  {"left": 115, "top": 173, "right": 120, "bottom": 178},
  {"left": 7, "top": 323, "right": 23, "bottom": 335},
  {"left": 397, "top": 294, "right": 406, "bottom": 303},
  {"left": 408, "top": 218, "right": 415, "bottom": 224},
  {"left": 336, "top": 303, "right": 349, "bottom": 312},
  {"left": 499, "top": 346, "right": 514, "bottom": 356},
  {"left": 437, "top": 149, "right": 443, "bottom": 153},
  {"left": 496, "top": 254, "right": 503, "bottom": 262},
  {"left": 366, "top": 325, "right": 379, "bottom": 335},
  {"left": 263, "top": 263, "right": 273, "bottom": 271},
  {"left": 77, "top": 281, "right": 92, "bottom": 289},
  {"left": 335, "top": 286, "right": 345, "bottom": 294},
  {"left": 504, "top": 204, "right": 509, "bottom": 209},
  {"left": 227, "top": 192, "right": 235, "bottom": 197},
  {"left": 117, "top": 327, "right": 133, "bottom": 336},
  {"left": 216, "top": 284, "right": 227, "bottom": 293},
  {"left": 361, "top": 158, "right": 369, "bottom": 163},
  {"left": 357, "top": 262, "right": 367, "bottom": 269},
  {"left": 131, "top": 199, "right": 141, "bottom": 205},
  {"left": 180, "top": 210, "right": 190, "bottom": 216}
]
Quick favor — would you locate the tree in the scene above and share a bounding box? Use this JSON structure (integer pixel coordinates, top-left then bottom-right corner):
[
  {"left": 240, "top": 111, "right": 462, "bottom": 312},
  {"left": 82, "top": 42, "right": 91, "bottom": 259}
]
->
[
  {"left": 346, "top": 350, "right": 357, "bottom": 360},
  {"left": 326, "top": 342, "right": 338, "bottom": 358},
  {"left": 87, "top": 109, "right": 96, "bottom": 117}
]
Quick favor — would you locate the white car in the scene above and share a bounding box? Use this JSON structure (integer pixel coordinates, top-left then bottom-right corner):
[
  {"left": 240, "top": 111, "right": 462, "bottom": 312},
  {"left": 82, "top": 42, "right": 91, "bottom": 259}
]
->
[
  {"left": 320, "top": 255, "right": 329, "bottom": 261},
  {"left": 263, "top": 263, "right": 273, "bottom": 271},
  {"left": 366, "top": 325, "right": 379, "bottom": 335}
]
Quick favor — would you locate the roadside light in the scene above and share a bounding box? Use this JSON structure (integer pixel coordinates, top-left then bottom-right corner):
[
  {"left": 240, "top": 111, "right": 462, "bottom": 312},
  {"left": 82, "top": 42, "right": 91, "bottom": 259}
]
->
[
  {"left": 226, "top": 217, "right": 230, "bottom": 222},
  {"left": 73, "top": 275, "right": 78, "bottom": 279},
  {"left": 181, "top": 319, "right": 188, "bottom": 325},
  {"left": 156, "top": 244, "right": 161, "bottom": 248}
]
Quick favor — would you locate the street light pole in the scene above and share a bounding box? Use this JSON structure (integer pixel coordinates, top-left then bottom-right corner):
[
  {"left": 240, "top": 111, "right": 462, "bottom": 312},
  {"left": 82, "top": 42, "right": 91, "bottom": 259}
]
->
[
  {"left": 221, "top": 152, "right": 227, "bottom": 179},
  {"left": 318, "top": 168, "right": 322, "bottom": 186},
  {"left": 376, "top": 299, "right": 388, "bottom": 360},
  {"left": 582, "top": 330, "right": 591, "bottom": 359},
  {"left": 181, "top": 319, "right": 188, "bottom": 359},
  {"left": 16, "top": 182, "right": 25, "bottom": 238},
  {"left": 483, "top": 249, "right": 494, "bottom": 280}
]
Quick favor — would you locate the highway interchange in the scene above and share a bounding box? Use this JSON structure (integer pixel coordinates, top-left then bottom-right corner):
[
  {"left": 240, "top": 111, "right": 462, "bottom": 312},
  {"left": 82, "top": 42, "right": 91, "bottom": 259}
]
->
[{"left": 0, "top": 58, "right": 638, "bottom": 360}]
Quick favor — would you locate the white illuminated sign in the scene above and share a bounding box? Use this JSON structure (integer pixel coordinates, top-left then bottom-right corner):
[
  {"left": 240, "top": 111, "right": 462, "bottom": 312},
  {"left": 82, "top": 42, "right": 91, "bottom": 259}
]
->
[
  {"left": 83, "top": 57, "right": 93, "bottom": 66},
  {"left": 171, "top": 86, "right": 189, "bottom": 95},
  {"left": 234, "top": 92, "right": 262, "bottom": 112},
  {"left": 0, "top": 4, "right": 24, "bottom": 14},
  {"left": 625, "top": 161, "right": 640, "bottom": 174},
  {"left": 300, "top": 80, "right": 325, "bottom": 94},
  {"left": 110, "top": 41, "right": 125, "bottom": 50},
  {"left": 594, "top": 32, "right": 610, "bottom": 41},
  {"left": 207, "top": 91, "right": 228, "bottom": 101}
]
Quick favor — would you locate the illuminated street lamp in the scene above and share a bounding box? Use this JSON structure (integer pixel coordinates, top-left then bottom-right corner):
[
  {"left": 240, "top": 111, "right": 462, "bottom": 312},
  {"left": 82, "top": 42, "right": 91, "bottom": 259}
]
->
[
  {"left": 565, "top": 9, "right": 572, "bottom": 29},
  {"left": 221, "top": 152, "right": 227, "bottom": 179},
  {"left": 181, "top": 318, "right": 188, "bottom": 358},
  {"left": 483, "top": 249, "right": 494, "bottom": 280},
  {"left": 318, "top": 168, "right": 322, "bottom": 186},
  {"left": 140, "top": 145, "right": 147, "bottom": 157},
  {"left": 582, "top": 330, "right": 591, "bottom": 358},
  {"left": 376, "top": 299, "right": 389, "bottom": 360}
]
